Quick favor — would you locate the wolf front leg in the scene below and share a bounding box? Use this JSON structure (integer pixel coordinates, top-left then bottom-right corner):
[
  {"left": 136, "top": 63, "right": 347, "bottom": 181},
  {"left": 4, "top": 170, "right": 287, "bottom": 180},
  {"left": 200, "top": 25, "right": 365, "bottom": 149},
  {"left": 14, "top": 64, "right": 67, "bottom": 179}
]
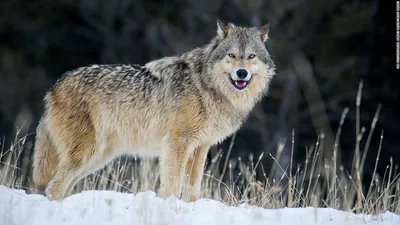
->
[
  {"left": 159, "top": 97, "right": 205, "bottom": 200},
  {"left": 159, "top": 138, "right": 194, "bottom": 200},
  {"left": 183, "top": 145, "right": 210, "bottom": 202}
]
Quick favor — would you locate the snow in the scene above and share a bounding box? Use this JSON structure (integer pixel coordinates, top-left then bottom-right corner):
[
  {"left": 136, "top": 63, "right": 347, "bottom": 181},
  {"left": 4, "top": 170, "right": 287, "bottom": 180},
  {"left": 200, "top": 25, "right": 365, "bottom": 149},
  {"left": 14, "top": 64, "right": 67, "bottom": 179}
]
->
[{"left": 0, "top": 185, "right": 399, "bottom": 225}]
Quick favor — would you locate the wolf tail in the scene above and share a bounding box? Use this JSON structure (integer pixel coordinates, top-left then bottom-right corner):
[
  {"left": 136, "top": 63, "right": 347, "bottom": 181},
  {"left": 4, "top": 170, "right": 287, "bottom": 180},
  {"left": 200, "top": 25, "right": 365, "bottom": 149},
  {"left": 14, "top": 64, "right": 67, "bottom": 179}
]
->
[{"left": 32, "top": 118, "right": 58, "bottom": 194}]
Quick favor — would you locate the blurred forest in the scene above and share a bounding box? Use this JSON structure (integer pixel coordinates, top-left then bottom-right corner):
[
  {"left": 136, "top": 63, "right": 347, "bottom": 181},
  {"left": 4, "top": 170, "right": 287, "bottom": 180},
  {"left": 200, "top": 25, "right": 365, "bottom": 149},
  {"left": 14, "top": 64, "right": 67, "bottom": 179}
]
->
[{"left": 0, "top": 0, "right": 397, "bottom": 189}]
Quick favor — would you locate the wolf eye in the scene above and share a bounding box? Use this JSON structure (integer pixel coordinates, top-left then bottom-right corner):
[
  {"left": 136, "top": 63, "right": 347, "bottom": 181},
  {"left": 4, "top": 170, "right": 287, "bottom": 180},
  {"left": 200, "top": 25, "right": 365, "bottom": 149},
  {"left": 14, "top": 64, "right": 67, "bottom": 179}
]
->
[
  {"left": 248, "top": 54, "right": 256, "bottom": 59},
  {"left": 228, "top": 54, "right": 236, "bottom": 59}
]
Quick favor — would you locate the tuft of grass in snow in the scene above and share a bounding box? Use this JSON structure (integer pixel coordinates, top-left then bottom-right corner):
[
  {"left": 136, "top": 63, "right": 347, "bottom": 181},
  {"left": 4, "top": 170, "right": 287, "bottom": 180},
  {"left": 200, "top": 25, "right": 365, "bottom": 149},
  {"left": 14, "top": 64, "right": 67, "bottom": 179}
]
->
[{"left": 1, "top": 84, "right": 399, "bottom": 215}]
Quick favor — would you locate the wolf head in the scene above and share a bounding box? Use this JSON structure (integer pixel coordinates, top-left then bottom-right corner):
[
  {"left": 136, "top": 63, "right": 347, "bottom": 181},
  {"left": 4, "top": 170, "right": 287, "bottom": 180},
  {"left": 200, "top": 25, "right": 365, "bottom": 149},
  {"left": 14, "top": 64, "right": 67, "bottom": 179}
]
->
[{"left": 205, "top": 20, "right": 276, "bottom": 104}]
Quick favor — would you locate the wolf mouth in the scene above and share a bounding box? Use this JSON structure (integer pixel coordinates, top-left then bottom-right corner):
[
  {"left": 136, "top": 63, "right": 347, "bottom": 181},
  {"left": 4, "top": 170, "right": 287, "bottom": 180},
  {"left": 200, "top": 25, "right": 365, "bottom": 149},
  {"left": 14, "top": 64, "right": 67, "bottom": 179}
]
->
[{"left": 230, "top": 78, "right": 251, "bottom": 90}]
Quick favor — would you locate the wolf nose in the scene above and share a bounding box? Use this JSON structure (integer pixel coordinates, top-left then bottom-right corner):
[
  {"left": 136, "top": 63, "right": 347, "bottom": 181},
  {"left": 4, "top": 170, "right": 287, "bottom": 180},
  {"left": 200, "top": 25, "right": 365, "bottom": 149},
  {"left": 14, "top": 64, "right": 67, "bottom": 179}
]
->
[{"left": 236, "top": 69, "right": 248, "bottom": 79}]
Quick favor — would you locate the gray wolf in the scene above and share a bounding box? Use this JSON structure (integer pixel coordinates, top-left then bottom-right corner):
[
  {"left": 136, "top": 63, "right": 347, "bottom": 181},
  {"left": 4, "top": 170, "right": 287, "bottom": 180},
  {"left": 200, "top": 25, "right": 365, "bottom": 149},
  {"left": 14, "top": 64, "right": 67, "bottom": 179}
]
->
[{"left": 32, "top": 20, "right": 276, "bottom": 202}]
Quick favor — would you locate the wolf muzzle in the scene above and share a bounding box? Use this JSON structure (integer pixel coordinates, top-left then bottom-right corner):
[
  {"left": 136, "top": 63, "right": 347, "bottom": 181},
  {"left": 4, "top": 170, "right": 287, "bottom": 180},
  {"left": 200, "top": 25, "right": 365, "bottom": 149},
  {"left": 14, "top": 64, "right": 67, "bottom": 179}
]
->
[{"left": 230, "top": 68, "right": 252, "bottom": 90}]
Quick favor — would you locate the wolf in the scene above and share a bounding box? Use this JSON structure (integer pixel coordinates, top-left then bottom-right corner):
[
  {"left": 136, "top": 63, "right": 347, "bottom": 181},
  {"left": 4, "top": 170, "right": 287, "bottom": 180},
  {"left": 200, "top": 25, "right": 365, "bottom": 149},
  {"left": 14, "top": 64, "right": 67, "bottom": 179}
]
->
[{"left": 32, "top": 20, "right": 276, "bottom": 202}]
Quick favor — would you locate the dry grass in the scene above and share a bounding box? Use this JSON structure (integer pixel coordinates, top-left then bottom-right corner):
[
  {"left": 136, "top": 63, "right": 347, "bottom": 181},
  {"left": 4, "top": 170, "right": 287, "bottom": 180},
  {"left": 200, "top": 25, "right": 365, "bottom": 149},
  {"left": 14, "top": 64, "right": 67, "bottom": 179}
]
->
[{"left": 1, "top": 87, "right": 399, "bottom": 215}]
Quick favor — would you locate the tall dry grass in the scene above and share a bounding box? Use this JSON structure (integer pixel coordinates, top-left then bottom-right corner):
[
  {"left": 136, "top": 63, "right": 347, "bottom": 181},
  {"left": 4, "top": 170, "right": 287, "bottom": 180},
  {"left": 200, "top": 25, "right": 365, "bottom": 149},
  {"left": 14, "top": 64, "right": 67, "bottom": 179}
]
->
[{"left": 0, "top": 84, "right": 399, "bottom": 215}]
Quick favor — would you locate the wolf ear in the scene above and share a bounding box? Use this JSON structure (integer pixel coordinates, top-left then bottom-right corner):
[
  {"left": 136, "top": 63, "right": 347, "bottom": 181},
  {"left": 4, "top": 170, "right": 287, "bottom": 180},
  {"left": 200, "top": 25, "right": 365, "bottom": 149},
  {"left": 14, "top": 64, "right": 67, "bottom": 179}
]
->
[
  {"left": 217, "top": 19, "right": 229, "bottom": 38},
  {"left": 259, "top": 23, "right": 270, "bottom": 42}
]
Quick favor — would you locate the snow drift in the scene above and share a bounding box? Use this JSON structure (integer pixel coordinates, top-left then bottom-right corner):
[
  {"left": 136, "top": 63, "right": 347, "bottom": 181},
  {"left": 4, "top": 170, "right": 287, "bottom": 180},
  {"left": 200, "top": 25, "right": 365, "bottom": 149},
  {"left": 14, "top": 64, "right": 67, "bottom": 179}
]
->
[{"left": 0, "top": 185, "right": 399, "bottom": 225}]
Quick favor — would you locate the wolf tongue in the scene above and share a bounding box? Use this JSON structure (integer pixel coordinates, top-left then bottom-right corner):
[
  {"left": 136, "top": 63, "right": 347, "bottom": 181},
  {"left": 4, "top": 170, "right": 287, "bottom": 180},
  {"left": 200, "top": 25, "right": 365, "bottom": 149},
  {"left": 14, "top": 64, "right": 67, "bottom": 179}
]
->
[{"left": 235, "top": 81, "right": 247, "bottom": 88}]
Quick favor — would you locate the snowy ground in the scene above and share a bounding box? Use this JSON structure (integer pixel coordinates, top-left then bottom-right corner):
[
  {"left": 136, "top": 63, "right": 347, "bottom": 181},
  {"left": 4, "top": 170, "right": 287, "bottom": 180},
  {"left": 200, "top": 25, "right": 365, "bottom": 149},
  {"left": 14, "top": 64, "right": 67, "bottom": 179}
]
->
[{"left": 0, "top": 185, "right": 399, "bottom": 225}]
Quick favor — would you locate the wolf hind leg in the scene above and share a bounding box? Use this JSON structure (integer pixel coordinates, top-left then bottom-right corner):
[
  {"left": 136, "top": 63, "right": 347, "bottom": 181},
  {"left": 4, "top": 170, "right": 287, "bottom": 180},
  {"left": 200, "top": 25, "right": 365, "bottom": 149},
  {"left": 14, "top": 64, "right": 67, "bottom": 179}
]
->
[
  {"left": 32, "top": 119, "right": 59, "bottom": 194},
  {"left": 45, "top": 132, "right": 97, "bottom": 201},
  {"left": 46, "top": 160, "right": 83, "bottom": 200},
  {"left": 63, "top": 168, "right": 93, "bottom": 197},
  {"left": 63, "top": 148, "right": 116, "bottom": 197}
]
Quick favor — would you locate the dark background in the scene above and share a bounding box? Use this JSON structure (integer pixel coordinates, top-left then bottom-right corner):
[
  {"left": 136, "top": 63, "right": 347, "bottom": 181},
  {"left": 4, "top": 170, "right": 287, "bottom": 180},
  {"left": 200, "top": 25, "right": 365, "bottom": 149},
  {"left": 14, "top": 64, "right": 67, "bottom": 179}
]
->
[{"left": 0, "top": 0, "right": 398, "bottom": 188}]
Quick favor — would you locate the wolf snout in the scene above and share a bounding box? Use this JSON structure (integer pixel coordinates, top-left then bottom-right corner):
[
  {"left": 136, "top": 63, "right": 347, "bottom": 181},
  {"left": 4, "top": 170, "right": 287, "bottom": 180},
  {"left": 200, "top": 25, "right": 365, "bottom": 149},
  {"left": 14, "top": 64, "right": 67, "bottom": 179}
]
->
[
  {"left": 236, "top": 69, "right": 248, "bottom": 79},
  {"left": 232, "top": 68, "right": 251, "bottom": 81},
  {"left": 230, "top": 68, "right": 253, "bottom": 90}
]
